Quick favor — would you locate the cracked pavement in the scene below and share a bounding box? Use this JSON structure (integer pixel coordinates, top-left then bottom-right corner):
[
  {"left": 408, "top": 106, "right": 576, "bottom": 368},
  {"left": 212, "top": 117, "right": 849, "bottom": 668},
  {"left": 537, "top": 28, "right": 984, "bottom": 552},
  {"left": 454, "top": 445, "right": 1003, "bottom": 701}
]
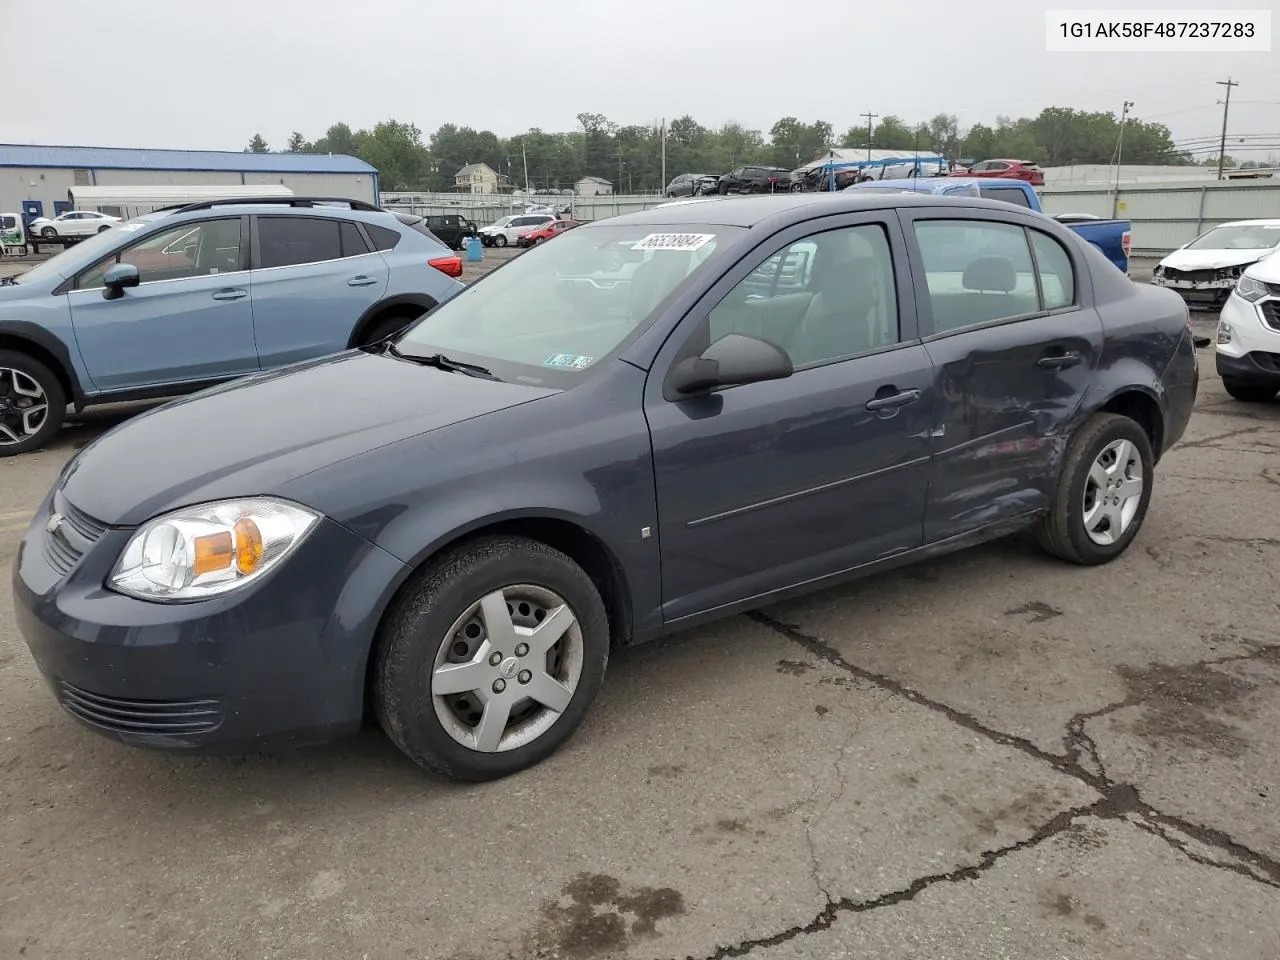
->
[{"left": 3, "top": 313, "right": 1280, "bottom": 959}]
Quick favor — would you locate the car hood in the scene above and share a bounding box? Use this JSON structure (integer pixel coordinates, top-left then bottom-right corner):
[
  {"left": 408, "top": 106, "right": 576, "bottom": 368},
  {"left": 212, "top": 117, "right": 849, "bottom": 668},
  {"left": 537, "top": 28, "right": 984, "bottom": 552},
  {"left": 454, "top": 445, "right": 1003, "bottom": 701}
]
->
[
  {"left": 60, "top": 350, "right": 556, "bottom": 526},
  {"left": 1160, "top": 247, "right": 1275, "bottom": 271}
]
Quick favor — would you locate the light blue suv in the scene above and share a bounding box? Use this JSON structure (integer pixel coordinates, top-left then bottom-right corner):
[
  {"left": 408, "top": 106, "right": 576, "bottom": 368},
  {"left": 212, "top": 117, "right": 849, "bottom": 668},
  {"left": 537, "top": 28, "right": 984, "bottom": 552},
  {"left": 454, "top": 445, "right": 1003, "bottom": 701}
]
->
[{"left": 0, "top": 197, "right": 466, "bottom": 455}]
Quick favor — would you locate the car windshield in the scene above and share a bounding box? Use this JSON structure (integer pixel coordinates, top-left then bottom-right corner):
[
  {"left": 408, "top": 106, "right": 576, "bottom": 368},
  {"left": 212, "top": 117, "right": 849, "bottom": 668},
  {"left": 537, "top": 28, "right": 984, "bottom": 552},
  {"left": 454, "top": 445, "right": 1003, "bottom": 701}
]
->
[
  {"left": 1186, "top": 224, "right": 1280, "bottom": 250},
  {"left": 7, "top": 219, "right": 153, "bottom": 285},
  {"left": 395, "top": 223, "right": 742, "bottom": 385}
]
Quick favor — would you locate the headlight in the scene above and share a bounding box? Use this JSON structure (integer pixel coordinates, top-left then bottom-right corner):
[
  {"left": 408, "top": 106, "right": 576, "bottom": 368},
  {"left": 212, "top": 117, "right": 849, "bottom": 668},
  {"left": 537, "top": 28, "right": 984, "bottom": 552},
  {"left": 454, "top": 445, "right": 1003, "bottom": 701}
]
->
[
  {"left": 1235, "top": 274, "right": 1268, "bottom": 302},
  {"left": 110, "top": 498, "right": 319, "bottom": 602},
  {"left": 1217, "top": 320, "right": 1233, "bottom": 345}
]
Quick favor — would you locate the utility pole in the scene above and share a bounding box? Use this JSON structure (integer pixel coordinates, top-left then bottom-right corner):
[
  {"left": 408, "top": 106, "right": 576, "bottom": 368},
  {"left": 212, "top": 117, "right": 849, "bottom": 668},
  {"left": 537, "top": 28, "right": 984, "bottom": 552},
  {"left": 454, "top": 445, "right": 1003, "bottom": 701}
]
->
[
  {"left": 1112, "top": 100, "right": 1134, "bottom": 218},
  {"left": 1216, "top": 77, "right": 1238, "bottom": 180},
  {"left": 522, "top": 144, "right": 529, "bottom": 192},
  {"left": 862, "top": 112, "right": 879, "bottom": 162},
  {"left": 660, "top": 118, "right": 667, "bottom": 194}
]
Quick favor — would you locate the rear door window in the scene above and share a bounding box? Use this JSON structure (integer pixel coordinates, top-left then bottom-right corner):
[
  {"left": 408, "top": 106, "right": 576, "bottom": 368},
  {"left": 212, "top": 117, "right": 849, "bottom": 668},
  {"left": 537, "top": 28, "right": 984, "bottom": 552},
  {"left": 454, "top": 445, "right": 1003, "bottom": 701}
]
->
[
  {"left": 913, "top": 220, "right": 1041, "bottom": 333},
  {"left": 979, "top": 186, "right": 1032, "bottom": 208},
  {"left": 257, "top": 217, "right": 343, "bottom": 269}
]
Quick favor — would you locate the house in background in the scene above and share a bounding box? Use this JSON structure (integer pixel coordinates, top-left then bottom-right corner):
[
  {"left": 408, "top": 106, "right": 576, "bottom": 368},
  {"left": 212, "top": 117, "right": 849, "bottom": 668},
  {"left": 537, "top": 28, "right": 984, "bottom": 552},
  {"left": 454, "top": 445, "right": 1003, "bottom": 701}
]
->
[
  {"left": 454, "top": 162, "right": 500, "bottom": 194},
  {"left": 575, "top": 175, "right": 613, "bottom": 197}
]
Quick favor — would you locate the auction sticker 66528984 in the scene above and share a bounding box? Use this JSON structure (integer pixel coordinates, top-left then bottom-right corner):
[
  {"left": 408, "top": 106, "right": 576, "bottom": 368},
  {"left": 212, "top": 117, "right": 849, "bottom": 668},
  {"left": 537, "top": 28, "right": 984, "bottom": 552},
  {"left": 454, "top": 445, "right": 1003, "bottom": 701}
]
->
[{"left": 631, "top": 233, "right": 716, "bottom": 252}]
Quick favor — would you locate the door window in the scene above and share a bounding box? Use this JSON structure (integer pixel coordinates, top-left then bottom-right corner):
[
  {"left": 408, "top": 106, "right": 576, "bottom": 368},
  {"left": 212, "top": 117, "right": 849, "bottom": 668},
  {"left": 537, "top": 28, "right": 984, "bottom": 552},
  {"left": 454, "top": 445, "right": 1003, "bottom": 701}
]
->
[
  {"left": 1029, "top": 230, "right": 1076, "bottom": 309},
  {"left": 913, "top": 220, "right": 1042, "bottom": 332},
  {"left": 77, "top": 218, "right": 243, "bottom": 289},
  {"left": 257, "top": 217, "right": 348, "bottom": 268},
  {"left": 704, "top": 224, "right": 900, "bottom": 370}
]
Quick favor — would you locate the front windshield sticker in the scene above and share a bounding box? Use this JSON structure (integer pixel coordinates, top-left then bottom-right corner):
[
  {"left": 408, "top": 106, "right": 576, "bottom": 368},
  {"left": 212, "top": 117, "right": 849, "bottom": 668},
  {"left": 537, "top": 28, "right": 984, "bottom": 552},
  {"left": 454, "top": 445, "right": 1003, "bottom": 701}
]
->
[
  {"left": 631, "top": 233, "right": 715, "bottom": 252},
  {"left": 544, "top": 353, "right": 594, "bottom": 369}
]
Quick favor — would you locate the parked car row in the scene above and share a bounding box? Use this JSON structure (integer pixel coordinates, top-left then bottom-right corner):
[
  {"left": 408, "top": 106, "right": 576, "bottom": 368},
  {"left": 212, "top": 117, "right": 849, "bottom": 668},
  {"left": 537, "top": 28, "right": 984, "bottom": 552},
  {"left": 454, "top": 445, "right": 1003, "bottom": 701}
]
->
[{"left": 12, "top": 188, "right": 1198, "bottom": 783}]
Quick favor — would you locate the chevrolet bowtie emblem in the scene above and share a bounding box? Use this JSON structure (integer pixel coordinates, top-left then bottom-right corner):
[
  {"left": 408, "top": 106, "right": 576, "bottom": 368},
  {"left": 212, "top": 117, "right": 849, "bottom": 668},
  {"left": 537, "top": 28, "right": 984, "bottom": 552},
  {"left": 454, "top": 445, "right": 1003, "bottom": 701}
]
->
[{"left": 46, "top": 513, "right": 63, "bottom": 535}]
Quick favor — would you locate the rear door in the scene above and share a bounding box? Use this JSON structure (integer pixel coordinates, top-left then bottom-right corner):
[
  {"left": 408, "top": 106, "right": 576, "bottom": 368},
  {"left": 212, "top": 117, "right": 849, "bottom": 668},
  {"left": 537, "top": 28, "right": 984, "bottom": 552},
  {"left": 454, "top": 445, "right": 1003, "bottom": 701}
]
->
[
  {"left": 899, "top": 209, "right": 1104, "bottom": 542},
  {"left": 66, "top": 216, "right": 258, "bottom": 390},
  {"left": 249, "top": 215, "right": 389, "bottom": 367}
]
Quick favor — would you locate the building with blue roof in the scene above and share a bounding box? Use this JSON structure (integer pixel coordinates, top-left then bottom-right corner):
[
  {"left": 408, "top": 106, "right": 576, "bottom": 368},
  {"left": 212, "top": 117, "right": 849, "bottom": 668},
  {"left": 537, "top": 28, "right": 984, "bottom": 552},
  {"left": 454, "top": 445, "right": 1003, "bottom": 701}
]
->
[{"left": 1, "top": 143, "right": 379, "bottom": 220}]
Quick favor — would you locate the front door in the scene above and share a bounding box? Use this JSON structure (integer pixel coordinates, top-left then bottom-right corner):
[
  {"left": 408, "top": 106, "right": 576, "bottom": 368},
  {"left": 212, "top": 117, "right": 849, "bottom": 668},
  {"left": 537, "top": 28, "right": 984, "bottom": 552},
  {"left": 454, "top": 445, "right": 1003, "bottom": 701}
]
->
[
  {"left": 900, "top": 211, "right": 1105, "bottom": 542},
  {"left": 66, "top": 216, "right": 258, "bottom": 391},
  {"left": 249, "top": 215, "right": 389, "bottom": 367},
  {"left": 644, "top": 214, "right": 936, "bottom": 623}
]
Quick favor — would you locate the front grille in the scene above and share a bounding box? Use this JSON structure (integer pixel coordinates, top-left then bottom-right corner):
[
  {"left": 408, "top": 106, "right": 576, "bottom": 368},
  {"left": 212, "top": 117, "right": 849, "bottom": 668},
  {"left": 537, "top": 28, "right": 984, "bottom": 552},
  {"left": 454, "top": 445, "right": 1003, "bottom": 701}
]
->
[
  {"left": 42, "top": 490, "right": 107, "bottom": 576},
  {"left": 59, "top": 682, "right": 223, "bottom": 736},
  {"left": 1261, "top": 301, "right": 1280, "bottom": 332}
]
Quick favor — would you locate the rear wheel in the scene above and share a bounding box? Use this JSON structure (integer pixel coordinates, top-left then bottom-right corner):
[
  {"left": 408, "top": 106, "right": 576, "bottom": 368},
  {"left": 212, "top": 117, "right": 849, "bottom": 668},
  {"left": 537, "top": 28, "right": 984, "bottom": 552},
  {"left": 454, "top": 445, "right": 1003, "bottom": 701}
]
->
[
  {"left": 97, "top": 225, "right": 111, "bottom": 233},
  {"left": 1222, "top": 377, "right": 1277, "bottom": 403},
  {"left": 1035, "top": 413, "right": 1153, "bottom": 565},
  {"left": 374, "top": 535, "right": 610, "bottom": 780},
  {"left": 0, "top": 351, "right": 66, "bottom": 457}
]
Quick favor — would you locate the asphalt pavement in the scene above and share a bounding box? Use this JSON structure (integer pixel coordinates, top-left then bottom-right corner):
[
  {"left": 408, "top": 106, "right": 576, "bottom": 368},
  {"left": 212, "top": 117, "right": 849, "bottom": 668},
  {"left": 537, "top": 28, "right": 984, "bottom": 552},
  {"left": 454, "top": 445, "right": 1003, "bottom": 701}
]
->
[{"left": 1, "top": 256, "right": 1278, "bottom": 960}]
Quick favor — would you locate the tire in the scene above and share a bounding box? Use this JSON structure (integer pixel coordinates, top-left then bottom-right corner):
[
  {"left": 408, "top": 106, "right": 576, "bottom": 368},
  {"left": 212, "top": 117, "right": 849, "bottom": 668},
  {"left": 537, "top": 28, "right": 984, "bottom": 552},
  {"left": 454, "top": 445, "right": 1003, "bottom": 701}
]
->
[
  {"left": 0, "top": 350, "right": 67, "bottom": 457},
  {"left": 40, "top": 226, "right": 57, "bottom": 238},
  {"left": 1222, "top": 377, "right": 1277, "bottom": 403},
  {"left": 790, "top": 181, "right": 805, "bottom": 193},
  {"left": 374, "top": 535, "right": 610, "bottom": 780},
  {"left": 359, "top": 311, "right": 420, "bottom": 346},
  {"left": 495, "top": 234, "right": 508, "bottom": 248},
  {"left": 97, "top": 225, "right": 111, "bottom": 233},
  {"left": 1035, "top": 413, "right": 1154, "bottom": 566}
]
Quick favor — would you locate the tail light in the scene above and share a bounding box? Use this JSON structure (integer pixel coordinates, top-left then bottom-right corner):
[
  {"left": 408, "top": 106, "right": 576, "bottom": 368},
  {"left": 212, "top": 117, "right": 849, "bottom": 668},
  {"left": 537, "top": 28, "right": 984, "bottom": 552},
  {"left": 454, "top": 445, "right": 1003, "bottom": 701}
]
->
[
  {"left": 1121, "top": 231, "right": 1132, "bottom": 257},
  {"left": 429, "top": 256, "right": 463, "bottom": 279}
]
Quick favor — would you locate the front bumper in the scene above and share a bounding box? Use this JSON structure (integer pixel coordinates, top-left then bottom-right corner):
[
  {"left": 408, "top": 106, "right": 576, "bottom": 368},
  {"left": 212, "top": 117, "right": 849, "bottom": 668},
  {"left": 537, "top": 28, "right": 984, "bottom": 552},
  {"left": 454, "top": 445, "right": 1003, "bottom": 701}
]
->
[
  {"left": 12, "top": 489, "right": 407, "bottom": 753},
  {"left": 1216, "top": 290, "right": 1280, "bottom": 384},
  {"left": 1151, "top": 275, "right": 1235, "bottom": 306}
]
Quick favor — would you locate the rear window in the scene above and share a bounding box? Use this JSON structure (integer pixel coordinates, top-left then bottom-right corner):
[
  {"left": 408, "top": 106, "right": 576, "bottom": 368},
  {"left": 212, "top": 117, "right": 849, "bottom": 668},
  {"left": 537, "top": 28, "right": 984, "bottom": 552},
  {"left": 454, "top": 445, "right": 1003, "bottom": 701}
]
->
[
  {"left": 979, "top": 186, "right": 1032, "bottom": 208},
  {"left": 1, "top": 215, "right": 15, "bottom": 229}
]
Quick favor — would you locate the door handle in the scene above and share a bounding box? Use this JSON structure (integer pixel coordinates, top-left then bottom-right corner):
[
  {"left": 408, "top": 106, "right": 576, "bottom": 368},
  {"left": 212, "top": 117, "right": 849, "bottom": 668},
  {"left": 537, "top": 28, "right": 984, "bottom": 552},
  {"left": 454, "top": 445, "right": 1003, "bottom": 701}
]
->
[
  {"left": 211, "top": 288, "right": 247, "bottom": 301},
  {"left": 864, "top": 387, "right": 921, "bottom": 412},
  {"left": 347, "top": 275, "right": 378, "bottom": 287},
  {"left": 1037, "top": 351, "right": 1082, "bottom": 369}
]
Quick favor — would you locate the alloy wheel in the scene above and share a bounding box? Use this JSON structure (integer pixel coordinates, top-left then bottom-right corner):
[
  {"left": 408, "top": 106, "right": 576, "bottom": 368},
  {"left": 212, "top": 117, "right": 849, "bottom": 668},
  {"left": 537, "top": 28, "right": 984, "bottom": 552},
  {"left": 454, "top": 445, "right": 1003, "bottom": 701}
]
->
[
  {"left": 1082, "top": 438, "right": 1143, "bottom": 545},
  {"left": 0, "top": 367, "right": 50, "bottom": 446},
  {"left": 431, "top": 584, "right": 583, "bottom": 753}
]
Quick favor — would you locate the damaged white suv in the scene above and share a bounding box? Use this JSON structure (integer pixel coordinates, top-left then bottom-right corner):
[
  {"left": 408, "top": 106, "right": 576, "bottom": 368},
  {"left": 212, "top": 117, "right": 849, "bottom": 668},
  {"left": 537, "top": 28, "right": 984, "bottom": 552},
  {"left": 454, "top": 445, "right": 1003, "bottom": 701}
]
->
[{"left": 1154, "top": 220, "right": 1280, "bottom": 310}]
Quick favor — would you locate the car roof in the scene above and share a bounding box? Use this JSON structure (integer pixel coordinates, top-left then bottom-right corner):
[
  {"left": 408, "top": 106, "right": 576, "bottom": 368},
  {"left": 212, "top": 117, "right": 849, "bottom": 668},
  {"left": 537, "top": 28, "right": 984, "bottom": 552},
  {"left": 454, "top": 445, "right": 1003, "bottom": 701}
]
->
[
  {"left": 593, "top": 192, "right": 1019, "bottom": 228},
  {"left": 1207, "top": 219, "right": 1280, "bottom": 228}
]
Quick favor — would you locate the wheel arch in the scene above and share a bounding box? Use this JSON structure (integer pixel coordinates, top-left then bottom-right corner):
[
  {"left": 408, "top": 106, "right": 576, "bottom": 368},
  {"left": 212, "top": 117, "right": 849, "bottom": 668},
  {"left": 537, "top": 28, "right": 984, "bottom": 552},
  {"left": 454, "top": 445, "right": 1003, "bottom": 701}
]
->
[
  {"left": 360, "top": 511, "right": 635, "bottom": 716},
  {"left": 1094, "top": 385, "right": 1165, "bottom": 461},
  {"left": 0, "top": 321, "right": 83, "bottom": 404},
  {"left": 346, "top": 294, "right": 438, "bottom": 348}
]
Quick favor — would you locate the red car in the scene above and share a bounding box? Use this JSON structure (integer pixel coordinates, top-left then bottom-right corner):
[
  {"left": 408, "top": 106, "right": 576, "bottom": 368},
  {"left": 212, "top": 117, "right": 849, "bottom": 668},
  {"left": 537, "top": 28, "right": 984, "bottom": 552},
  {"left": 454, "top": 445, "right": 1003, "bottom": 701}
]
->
[
  {"left": 951, "top": 159, "right": 1045, "bottom": 187},
  {"left": 517, "top": 219, "right": 580, "bottom": 247}
]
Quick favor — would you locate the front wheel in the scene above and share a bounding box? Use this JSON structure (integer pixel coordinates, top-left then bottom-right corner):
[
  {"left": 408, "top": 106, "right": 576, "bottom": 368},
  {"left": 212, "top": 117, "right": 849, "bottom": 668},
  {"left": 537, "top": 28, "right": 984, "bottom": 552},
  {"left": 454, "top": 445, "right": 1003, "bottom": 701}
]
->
[
  {"left": 374, "top": 535, "right": 610, "bottom": 780},
  {"left": 1035, "top": 413, "right": 1153, "bottom": 565},
  {"left": 0, "top": 351, "right": 67, "bottom": 457},
  {"left": 1222, "top": 377, "right": 1277, "bottom": 403},
  {"left": 495, "top": 234, "right": 508, "bottom": 248},
  {"left": 40, "top": 226, "right": 57, "bottom": 238}
]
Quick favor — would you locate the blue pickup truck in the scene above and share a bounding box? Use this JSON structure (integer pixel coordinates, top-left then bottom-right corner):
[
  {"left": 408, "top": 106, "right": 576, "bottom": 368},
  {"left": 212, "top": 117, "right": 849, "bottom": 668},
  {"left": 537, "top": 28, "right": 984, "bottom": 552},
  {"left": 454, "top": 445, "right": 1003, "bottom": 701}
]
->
[{"left": 849, "top": 177, "right": 1132, "bottom": 275}]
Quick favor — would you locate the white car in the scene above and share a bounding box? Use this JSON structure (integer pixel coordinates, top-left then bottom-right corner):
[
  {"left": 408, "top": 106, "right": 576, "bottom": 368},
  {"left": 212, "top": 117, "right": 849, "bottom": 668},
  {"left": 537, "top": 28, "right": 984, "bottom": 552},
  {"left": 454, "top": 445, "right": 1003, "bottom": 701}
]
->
[
  {"left": 1152, "top": 219, "right": 1280, "bottom": 309},
  {"left": 477, "top": 213, "right": 556, "bottom": 248},
  {"left": 29, "top": 210, "right": 122, "bottom": 239},
  {"left": 1215, "top": 253, "right": 1280, "bottom": 403}
]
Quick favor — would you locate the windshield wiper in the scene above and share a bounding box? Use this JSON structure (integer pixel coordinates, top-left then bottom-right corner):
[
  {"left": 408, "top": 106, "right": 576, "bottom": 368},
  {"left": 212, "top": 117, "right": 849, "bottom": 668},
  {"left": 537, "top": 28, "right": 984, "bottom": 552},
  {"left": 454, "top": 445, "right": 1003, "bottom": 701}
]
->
[{"left": 383, "top": 342, "right": 498, "bottom": 380}]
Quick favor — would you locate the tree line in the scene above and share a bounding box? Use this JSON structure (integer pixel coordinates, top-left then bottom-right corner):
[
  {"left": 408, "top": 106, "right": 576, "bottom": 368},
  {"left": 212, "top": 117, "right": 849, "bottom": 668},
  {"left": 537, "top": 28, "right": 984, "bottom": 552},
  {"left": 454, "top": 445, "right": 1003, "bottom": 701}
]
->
[{"left": 244, "top": 107, "right": 1205, "bottom": 193}]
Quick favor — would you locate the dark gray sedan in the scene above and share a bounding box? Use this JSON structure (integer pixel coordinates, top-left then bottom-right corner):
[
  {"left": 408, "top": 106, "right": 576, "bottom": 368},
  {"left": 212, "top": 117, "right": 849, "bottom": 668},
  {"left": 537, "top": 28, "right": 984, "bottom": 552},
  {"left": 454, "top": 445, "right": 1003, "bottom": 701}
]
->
[{"left": 13, "top": 193, "right": 1198, "bottom": 780}]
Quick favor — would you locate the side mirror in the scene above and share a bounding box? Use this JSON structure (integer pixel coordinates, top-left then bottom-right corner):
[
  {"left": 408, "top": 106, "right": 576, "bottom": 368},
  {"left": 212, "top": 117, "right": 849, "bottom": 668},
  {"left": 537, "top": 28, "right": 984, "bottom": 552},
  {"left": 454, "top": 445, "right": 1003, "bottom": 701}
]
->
[
  {"left": 668, "top": 333, "right": 793, "bottom": 396},
  {"left": 102, "top": 262, "right": 140, "bottom": 300}
]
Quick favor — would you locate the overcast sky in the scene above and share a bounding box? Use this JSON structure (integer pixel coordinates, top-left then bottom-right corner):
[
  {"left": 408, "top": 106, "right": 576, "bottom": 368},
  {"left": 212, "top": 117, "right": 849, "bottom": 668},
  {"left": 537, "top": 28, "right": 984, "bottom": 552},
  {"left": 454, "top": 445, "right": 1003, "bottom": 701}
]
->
[{"left": 4, "top": 0, "right": 1277, "bottom": 162}]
